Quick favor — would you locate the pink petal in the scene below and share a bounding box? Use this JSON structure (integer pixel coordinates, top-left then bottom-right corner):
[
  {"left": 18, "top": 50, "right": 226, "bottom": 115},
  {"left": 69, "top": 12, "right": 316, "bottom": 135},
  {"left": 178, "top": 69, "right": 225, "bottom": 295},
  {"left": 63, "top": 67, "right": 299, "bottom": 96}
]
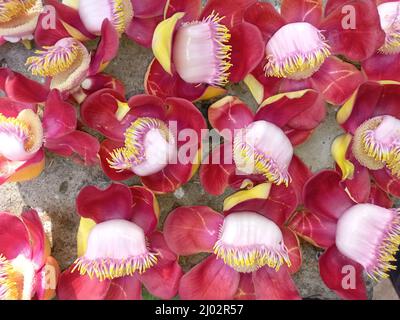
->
[
  {"left": 229, "top": 21, "right": 265, "bottom": 83},
  {"left": 282, "top": 227, "right": 302, "bottom": 274},
  {"left": 303, "top": 170, "right": 355, "bottom": 220},
  {"left": 281, "top": 0, "right": 323, "bottom": 25},
  {"left": 164, "top": 0, "right": 201, "bottom": 22},
  {"left": 252, "top": 266, "right": 300, "bottom": 300},
  {"left": 5, "top": 72, "right": 49, "bottom": 103},
  {"left": 362, "top": 53, "right": 400, "bottom": 82},
  {"left": 130, "top": 186, "right": 158, "bottom": 235},
  {"left": 0, "top": 212, "right": 31, "bottom": 260},
  {"left": 82, "top": 73, "right": 126, "bottom": 97},
  {"left": 234, "top": 274, "right": 256, "bottom": 300},
  {"left": 43, "top": 90, "right": 77, "bottom": 140},
  {"left": 368, "top": 184, "right": 394, "bottom": 208},
  {"left": 310, "top": 57, "right": 366, "bottom": 106},
  {"left": 76, "top": 183, "right": 134, "bottom": 223},
  {"left": 126, "top": 16, "right": 162, "bottom": 48},
  {"left": 21, "top": 210, "right": 46, "bottom": 267},
  {"left": 288, "top": 155, "right": 313, "bottom": 203},
  {"left": 371, "top": 168, "right": 400, "bottom": 198},
  {"left": 319, "top": 245, "right": 367, "bottom": 300},
  {"left": 179, "top": 255, "right": 240, "bottom": 300},
  {"left": 106, "top": 276, "right": 142, "bottom": 300},
  {"left": 131, "top": 0, "right": 166, "bottom": 18},
  {"left": 164, "top": 206, "right": 223, "bottom": 255}
]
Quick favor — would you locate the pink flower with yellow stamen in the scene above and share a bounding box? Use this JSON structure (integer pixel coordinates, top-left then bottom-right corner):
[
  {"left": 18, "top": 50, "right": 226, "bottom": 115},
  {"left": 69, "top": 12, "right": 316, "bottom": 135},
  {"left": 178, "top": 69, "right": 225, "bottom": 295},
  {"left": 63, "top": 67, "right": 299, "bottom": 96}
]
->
[
  {"left": 34, "top": 0, "right": 167, "bottom": 48},
  {"left": 200, "top": 90, "right": 324, "bottom": 196},
  {"left": 0, "top": 0, "right": 42, "bottom": 44},
  {"left": 333, "top": 81, "right": 400, "bottom": 199},
  {"left": 145, "top": 0, "right": 265, "bottom": 102},
  {"left": 57, "top": 183, "right": 183, "bottom": 300},
  {"left": 0, "top": 209, "right": 60, "bottom": 300},
  {"left": 0, "top": 70, "right": 100, "bottom": 184},
  {"left": 81, "top": 88, "right": 206, "bottom": 193},
  {"left": 243, "top": 0, "right": 385, "bottom": 106},
  {"left": 26, "top": 19, "right": 119, "bottom": 100},
  {"left": 289, "top": 170, "right": 399, "bottom": 300},
  {"left": 362, "top": 0, "right": 400, "bottom": 81},
  {"left": 164, "top": 182, "right": 302, "bottom": 300}
]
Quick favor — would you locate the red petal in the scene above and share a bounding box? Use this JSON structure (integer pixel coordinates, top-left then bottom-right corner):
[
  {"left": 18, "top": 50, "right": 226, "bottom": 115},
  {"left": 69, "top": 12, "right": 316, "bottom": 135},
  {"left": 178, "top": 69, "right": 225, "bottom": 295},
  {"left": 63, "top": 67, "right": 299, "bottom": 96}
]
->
[
  {"left": 164, "top": 0, "right": 202, "bottom": 22},
  {"left": 127, "top": 94, "right": 167, "bottom": 120},
  {"left": 99, "top": 139, "right": 136, "bottom": 181},
  {"left": 373, "top": 83, "right": 400, "bottom": 118},
  {"left": 310, "top": 57, "right": 366, "bottom": 105},
  {"left": 131, "top": 0, "right": 166, "bottom": 18},
  {"left": 34, "top": 12, "right": 72, "bottom": 46},
  {"left": 319, "top": 245, "right": 367, "bottom": 300},
  {"left": 362, "top": 53, "right": 400, "bottom": 82},
  {"left": 76, "top": 183, "right": 134, "bottom": 223},
  {"left": 281, "top": 0, "right": 323, "bottom": 25},
  {"left": 82, "top": 73, "right": 126, "bottom": 97},
  {"left": 288, "top": 155, "right": 313, "bottom": 203},
  {"left": 282, "top": 227, "right": 302, "bottom": 274},
  {"left": 44, "top": 131, "right": 100, "bottom": 165},
  {"left": 208, "top": 96, "right": 254, "bottom": 140},
  {"left": 200, "top": 144, "right": 236, "bottom": 196},
  {"left": 255, "top": 90, "right": 321, "bottom": 128},
  {"left": 126, "top": 16, "right": 162, "bottom": 48},
  {"left": 164, "top": 206, "right": 223, "bottom": 255},
  {"left": 244, "top": 2, "right": 285, "bottom": 40},
  {"left": 325, "top": 0, "right": 354, "bottom": 15},
  {"left": 0, "top": 212, "right": 31, "bottom": 260},
  {"left": 0, "top": 97, "right": 36, "bottom": 117},
  {"left": 5, "top": 72, "right": 49, "bottom": 103},
  {"left": 368, "top": 183, "right": 394, "bottom": 208},
  {"left": 179, "top": 255, "right": 240, "bottom": 300},
  {"left": 43, "top": 90, "right": 76, "bottom": 140},
  {"left": 371, "top": 168, "right": 400, "bottom": 198},
  {"left": 21, "top": 210, "right": 46, "bottom": 267},
  {"left": 200, "top": 0, "right": 257, "bottom": 28},
  {"left": 144, "top": 58, "right": 207, "bottom": 101},
  {"left": 0, "top": 67, "right": 13, "bottom": 92},
  {"left": 288, "top": 209, "right": 337, "bottom": 249},
  {"left": 130, "top": 186, "right": 158, "bottom": 235},
  {"left": 252, "top": 266, "right": 300, "bottom": 300},
  {"left": 303, "top": 170, "right": 355, "bottom": 220},
  {"left": 234, "top": 274, "right": 256, "bottom": 300},
  {"left": 229, "top": 21, "right": 264, "bottom": 83},
  {"left": 106, "top": 276, "right": 142, "bottom": 300},
  {"left": 89, "top": 20, "right": 119, "bottom": 75},
  {"left": 57, "top": 265, "right": 110, "bottom": 300},
  {"left": 321, "top": 0, "right": 385, "bottom": 61},
  {"left": 285, "top": 128, "right": 313, "bottom": 146}
]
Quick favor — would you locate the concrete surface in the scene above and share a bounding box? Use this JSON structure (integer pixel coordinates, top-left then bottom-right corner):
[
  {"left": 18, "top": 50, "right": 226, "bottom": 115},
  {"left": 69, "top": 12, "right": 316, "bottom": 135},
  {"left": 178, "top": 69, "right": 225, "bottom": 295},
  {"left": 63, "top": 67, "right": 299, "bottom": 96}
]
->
[{"left": 0, "top": 0, "right": 398, "bottom": 300}]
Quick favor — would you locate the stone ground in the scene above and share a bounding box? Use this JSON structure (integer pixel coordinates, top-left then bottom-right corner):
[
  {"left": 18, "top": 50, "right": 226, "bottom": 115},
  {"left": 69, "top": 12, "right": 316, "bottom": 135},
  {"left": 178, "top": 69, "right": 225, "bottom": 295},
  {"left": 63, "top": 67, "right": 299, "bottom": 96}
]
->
[{"left": 0, "top": 0, "right": 398, "bottom": 300}]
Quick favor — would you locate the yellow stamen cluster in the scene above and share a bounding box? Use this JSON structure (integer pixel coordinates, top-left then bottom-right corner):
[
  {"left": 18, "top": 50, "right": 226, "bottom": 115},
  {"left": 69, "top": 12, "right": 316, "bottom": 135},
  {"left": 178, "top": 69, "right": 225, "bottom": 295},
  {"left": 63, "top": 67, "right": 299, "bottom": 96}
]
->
[
  {"left": 111, "top": 0, "right": 128, "bottom": 34},
  {"left": 108, "top": 117, "right": 170, "bottom": 171},
  {"left": 214, "top": 242, "right": 291, "bottom": 273},
  {"left": 0, "top": 255, "right": 20, "bottom": 300},
  {"left": 265, "top": 46, "right": 331, "bottom": 80},
  {"left": 204, "top": 11, "right": 232, "bottom": 86},
  {"left": 26, "top": 42, "right": 81, "bottom": 77},
  {"left": 72, "top": 254, "right": 158, "bottom": 281},
  {"left": 369, "top": 211, "right": 400, "bottom": 281},
  {"left": 0, "top": 0, "right": 36, "bottom": 23}
]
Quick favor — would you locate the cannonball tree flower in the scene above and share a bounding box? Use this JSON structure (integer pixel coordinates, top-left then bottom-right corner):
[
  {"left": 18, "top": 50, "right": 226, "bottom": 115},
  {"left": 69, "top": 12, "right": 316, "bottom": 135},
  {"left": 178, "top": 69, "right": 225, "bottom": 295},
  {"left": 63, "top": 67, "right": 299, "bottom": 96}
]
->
[
  {"left": 34, "top": 0, "right": 167, "bottom": 48},
  {"left": 0, "top": 0, "right": 42, "bottom": 45},
  {"left": 57, "top": 183, "right": 183, "bottom": 300},
  {"left": 80, "top": 88, "right": 206, "bottom": 193},
  {"left": 243, "top": 0, "right": 385, "bottom": 106},
  {"left": 362, "top": 0, "right": 400, "bottom": 81},
  {"left": 288, "top": 170, "right": 398, "bottom": 300},
  {"left": 145, "top": 0, "right": 265, "bottom": 102},
  {"left": 0, "top": 209, "right": 60, "bottom": 300},
  {"left": 25, "top": 18, "right": 119, "bottom": 102},
  {"left": 333, "top": 81, "right": 400, "bottom": 199},
  {"left": 200, "top": 89, "right": 324, "bottom": 196},
  {"left": 0, "top": 73, "right": 99, "bottom": 184},
  {"left": 164, "top": 182, "right": 302, "bottom": 300}
]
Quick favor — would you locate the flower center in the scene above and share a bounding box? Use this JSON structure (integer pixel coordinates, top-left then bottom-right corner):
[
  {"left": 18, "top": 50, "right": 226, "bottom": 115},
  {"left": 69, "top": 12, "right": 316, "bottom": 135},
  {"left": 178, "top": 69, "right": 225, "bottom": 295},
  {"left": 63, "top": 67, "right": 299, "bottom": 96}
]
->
[
  {"left": 377, "top": 1, "right": 400, "bottom": 54},
  {"left": 352, "top": 115, "right": 400, "bottom": 177},
  {"left": 172, "top": 12, "right": 232, "bottom": 86},
  {"left": 336, "top": 204, "right": 400, "bottom": 280},
  {"left": 233, "top": 120, "right": 293, "bottom": 186},
  {"left": 0, "top": 255, "right": 21, "bottom": 300},
  {"left": 0, "top": 109, "right": 43, "bottom": 161},
  {"left": 73, "top": 219, "right": 158, "bottom": 281},
  {"left": 0, "top": 0, "right": 36, "bottom": 23},
  {"left": 214, "top": 212, "right": 290, "bottom": 273},
  {"left": 78, "top": 0, "right": 133, "bottom": 35},
  {"left": 265, "top": 22, "right": 331, "bottom": 80},
  {"left": 108, "top": 117, "right": 176, "bottom": 176},
  {"left": 26, "top": 38, "right": 90, "bottom": 92}
]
